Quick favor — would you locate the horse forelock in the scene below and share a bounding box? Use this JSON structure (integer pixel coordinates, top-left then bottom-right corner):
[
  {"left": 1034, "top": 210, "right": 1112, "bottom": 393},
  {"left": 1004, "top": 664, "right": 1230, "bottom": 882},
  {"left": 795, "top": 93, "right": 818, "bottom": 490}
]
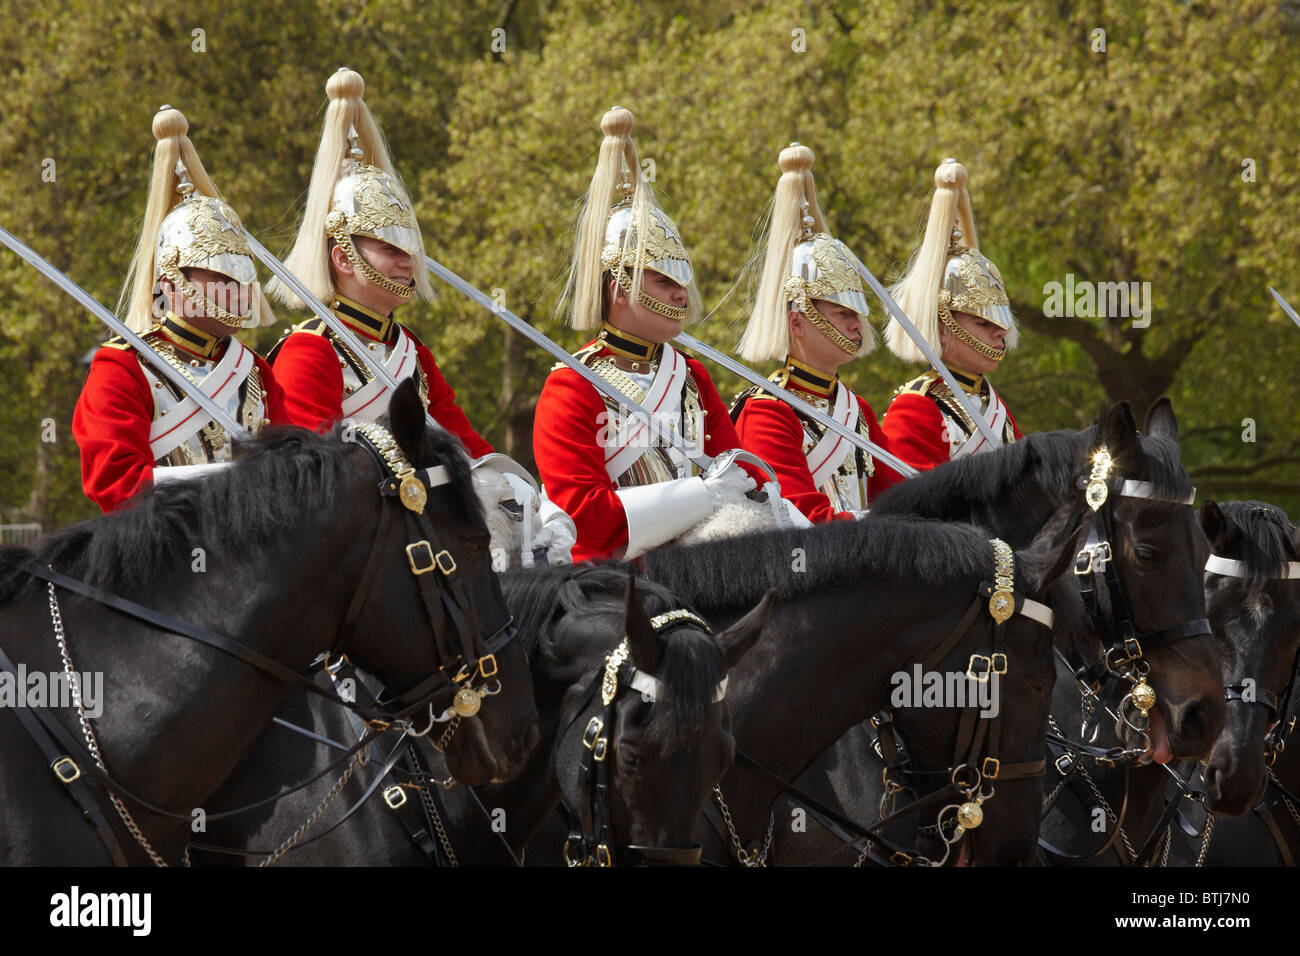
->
[{"left": 1217, "top": 501, "right": 1296, "bottom": 597}]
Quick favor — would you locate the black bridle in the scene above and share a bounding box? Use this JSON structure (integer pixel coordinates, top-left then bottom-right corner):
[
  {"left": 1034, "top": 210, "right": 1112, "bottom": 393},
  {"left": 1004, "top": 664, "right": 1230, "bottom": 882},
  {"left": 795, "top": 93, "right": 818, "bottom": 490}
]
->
[
  {"left": 559, "top": 609, "right": 724, "bottom": 867},
  {"left": 0, "top": 422, "right": 517, "bottom": 865},
  {"left": 707, "top": 540, "right": 1057, "bottom": 867},
  {"left": 1038, "top": 446, "right": 1212, "bottom": 865}
]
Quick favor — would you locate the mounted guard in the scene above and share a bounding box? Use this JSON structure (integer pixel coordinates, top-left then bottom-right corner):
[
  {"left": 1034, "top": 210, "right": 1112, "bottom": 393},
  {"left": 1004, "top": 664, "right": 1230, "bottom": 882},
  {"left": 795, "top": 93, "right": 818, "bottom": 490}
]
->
[
  {"left": 882, "top": 159, "right": 1022, "bottom": 468},
  {"left": 71, "top": 106, "right": 286, "bottom": 513},
  {"left": 533, "top": 107, "right": 800, "bottom": 563},
  {"left": 267, "top": 68, "right": 574, "bottom": 567},
  {"left": 730, "top": 143, "right": 904, "bottom": 522}
]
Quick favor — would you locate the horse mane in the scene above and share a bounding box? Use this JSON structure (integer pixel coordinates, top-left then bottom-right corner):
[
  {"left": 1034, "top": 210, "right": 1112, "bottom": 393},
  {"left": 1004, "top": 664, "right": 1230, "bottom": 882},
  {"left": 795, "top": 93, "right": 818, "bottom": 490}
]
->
[
  {"left": 638, "top": 515, "right": 995, "bottom": 613},
  {"left": 871, "top": 422, "right": 1195, "bottom": 520},
  {"left": 0, "top": 422, "right": 476, "bottom": 603},
  {"left": 501, "top": 565, "right": 722, "bottom": 754},
  {"left": 1218, "top": 501, "right": 1297, "bottom": 596}
]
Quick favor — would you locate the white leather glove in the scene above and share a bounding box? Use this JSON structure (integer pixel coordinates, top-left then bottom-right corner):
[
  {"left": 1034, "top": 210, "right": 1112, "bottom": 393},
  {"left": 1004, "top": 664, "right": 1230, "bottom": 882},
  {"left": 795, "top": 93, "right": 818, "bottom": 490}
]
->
[
  {"left": 534, "top": 489, "right": 577, "bottom": 566},
  {"left": 702, "top": 457, "right": 757, "bottom": 509},
  {"left": 151, "top": 463, "right": 232, "bottom": 485}
]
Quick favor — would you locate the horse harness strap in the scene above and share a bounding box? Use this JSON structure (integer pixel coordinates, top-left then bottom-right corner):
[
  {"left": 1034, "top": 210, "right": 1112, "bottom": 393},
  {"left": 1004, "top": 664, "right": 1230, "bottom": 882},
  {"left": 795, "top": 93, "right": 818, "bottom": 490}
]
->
[
  {"left": 0, "top": 640, "right": 129, "bottom": 865},
  {"left": 734, "top": 541, "right": 1055, "bottom": 866},
  {"left": 562, "top": 609, "right": 720, "bottom": 867}
]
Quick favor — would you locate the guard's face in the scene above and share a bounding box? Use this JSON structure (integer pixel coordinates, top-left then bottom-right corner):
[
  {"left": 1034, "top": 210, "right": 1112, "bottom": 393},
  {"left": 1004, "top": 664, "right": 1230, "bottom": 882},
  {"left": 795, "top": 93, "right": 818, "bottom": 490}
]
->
[
  {"left": 607, "top": 268, "right": 689, "bottom": 344},
  {"left": 941, "top": 310, "right": 1007, "bottom": 374}
]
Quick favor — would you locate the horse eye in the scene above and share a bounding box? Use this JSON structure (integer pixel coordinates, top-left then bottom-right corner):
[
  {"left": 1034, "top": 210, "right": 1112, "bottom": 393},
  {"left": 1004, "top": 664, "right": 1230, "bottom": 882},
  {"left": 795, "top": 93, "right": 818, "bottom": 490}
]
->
[{"left": 1135, "top": 546, "right": 1159, "bottom": 563}]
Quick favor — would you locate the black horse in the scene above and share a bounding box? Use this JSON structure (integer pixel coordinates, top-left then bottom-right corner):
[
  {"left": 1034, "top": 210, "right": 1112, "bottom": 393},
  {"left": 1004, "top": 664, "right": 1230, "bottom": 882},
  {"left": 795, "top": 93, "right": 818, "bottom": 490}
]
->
[
  {"left": 768, "top": 400, "right": 1224, "bottom": 865},
  {"left": 1198, "top": 500, "right": 1300, "bottom": 814},
  {"left": 1164, "top": 501, "right": 1300, "bottom": 867},
  {"left": 194, "top": 565, "right": 767, "bottom": 866},
  {"left": 0, "top": 380, "right": 538, "bottom": 865},
  {"left": 634, "top": 512, "right": 1087, "bottom": 866}
]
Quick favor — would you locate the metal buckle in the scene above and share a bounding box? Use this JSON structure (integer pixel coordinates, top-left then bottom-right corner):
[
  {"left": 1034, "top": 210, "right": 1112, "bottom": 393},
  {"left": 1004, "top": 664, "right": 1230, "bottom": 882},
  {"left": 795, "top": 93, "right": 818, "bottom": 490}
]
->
[
  {"left": 981, "top": 757, "right": 1000, "bottom": 780},
  {"left": 383, "top": 785, "right": 408, "bottom": 810},
  {"left": 1123, "top": 637, "right": 1143, "bottom": 661},
  {"left": 967, "top": 654, "right": 992, "bottom": 682},
  {"left": 592, "top": 737, "right": 608, "bottom": 762},
  {"left": 406, "top": 541, "right": 436, "bottom": 575},
  {"left": 51, "top": 756, "right": 81, "bottom": 783},
  {"left": 478, "top": 654, "right": 498, "bottom": 679},
  {"left": 990, "top": 653, "right": 1009, "bottom": 675},
  {"left": 434, "top": 549, "right": 457, "bottom": 575},
  {"left": 563, "top": 839, "right": 588, "bottom": 867},
  {"left": 1054, "top": 753, "right": 1074, "bottom": 775},
  {"left": 323, "top": 652, "right": 350, "bottom": 677},
  {"left": 596, "top": 844, "right": 613, "bottom": 867},
  {"left": 889, "top": 851, "right": 914, "bottom": 866},
  {"left": 583, "top": 716, "right": 604, "bottom": 750},
  {"left": 1074, "top": 541, "right": 1113, "bottom": 575}
]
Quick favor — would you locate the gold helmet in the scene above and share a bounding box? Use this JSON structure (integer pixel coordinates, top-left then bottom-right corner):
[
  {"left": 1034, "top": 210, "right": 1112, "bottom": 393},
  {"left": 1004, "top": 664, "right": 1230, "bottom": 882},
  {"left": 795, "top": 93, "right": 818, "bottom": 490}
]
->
[
  {"left": 269, "top": 68, "right": 433, "bottom": 310},
  {"left": 121, "top": 106, "right": 273, "bottom": 334},
  {"left": 562, "top": 106, "right": 702, "bottom": 331},
  {"left": 885, "top": 158, "right": 1017, "bottom": 364},
  {"left": 739, "top": 143, "right": 872, "bottom": 363}
]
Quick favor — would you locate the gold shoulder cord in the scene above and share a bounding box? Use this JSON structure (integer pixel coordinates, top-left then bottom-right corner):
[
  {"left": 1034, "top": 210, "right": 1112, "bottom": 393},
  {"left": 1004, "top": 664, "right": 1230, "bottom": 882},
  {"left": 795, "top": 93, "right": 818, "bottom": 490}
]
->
[{"left": 988, "top": 538, "right": 1015, "bottom": 624}]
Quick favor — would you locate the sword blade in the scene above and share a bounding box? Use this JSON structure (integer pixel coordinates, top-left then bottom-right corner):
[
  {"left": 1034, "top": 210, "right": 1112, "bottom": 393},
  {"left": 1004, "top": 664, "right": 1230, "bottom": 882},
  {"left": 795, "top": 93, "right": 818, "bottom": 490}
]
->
[
  {"left": 1267, "top": 286, "right": 1300, "bottom": 330},
  {"left": 0, "top": 223, "right": 251, "bottom": 440},
  {"left": 672, "top": 330, "right": 917, "bottom": 479},
  {"left": 423, "top": 254, "right": 713, "bottom": 470},
  {"left": 839, "top": 244, "right": 1004, "bottom": 448}
]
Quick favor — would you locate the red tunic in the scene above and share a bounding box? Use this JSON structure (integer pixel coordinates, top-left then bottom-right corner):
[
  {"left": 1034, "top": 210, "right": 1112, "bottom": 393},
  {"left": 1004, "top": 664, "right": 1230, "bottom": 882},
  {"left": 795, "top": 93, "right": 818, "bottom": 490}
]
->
[
  {"left": 735, "top": 388, "right": 904, "bottom": 523},
  {"left": 271, "top": 319, "right": 493, "bottom": 458},
  {"left": 882, "top": 379, "right": 1023, "bottom": 472},
  {"left": 72, "top": 338, "right": 287, "bottom": 513},
  {"left": 533, "top": 343, "right": 746, "bottom": 562}
]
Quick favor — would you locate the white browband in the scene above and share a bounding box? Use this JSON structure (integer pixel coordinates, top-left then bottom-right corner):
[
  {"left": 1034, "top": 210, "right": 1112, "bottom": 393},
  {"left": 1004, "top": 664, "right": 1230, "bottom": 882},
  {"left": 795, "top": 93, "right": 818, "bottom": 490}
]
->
[
  {"left": 626, "top": 669, "right": 729, "bottom": 704},
  {"left": 1205, "top": 554, "right": 1300, "bottom": 580},
  {"left": 417, "top": 465, "right": 453, "bottom": 489},
  {"left": 1018, "top": 598, "right": 1055, "bottom": 630},
  {"left": 1118, "top": 479, "right": 1196, "bottom": 505}
]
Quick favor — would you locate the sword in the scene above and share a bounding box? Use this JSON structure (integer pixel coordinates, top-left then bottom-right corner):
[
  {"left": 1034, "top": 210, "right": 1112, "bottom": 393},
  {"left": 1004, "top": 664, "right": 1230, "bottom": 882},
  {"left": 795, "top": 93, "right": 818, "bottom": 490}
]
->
[
  {"left": 838, "top": 244, "right": 1003, "bottom": 448},
  {"left": 0, "top": 223, "right": 252, "bottom": 439},
  {"left": 423, "top": 254, "right": 715, "bottom": 471},
  {"left": 1267, "top": 286, "right": 1300, "bottom": 330},
  {"left": 671, "top": 331, "right": 918, "bottom": 479}
]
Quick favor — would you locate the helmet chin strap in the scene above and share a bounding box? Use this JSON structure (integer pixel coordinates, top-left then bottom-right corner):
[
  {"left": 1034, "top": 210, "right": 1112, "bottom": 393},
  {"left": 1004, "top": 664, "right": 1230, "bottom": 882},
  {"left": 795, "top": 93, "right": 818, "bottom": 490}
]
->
[
  {"left": 160, "top": 260, "right": 247, "bottom": 330},
  {"left": 796, "top": 295, "right": 861, "bottom": 357},
  {"left": 938, "top": 294, "right": 1004, "bottom": 363},
  {"left": 613, "top": 266, "right": 687, "bottom": 321},
  {"left": 327, "top": 219, "right": 415, "bottom": 300}
]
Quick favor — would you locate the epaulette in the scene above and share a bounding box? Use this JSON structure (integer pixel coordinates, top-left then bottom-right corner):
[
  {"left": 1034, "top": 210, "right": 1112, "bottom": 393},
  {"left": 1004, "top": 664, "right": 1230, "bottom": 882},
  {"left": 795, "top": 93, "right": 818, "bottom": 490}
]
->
[
  {"left": 292, "top": 317, "right": 328, "bottom": 337},
  {"left": 894, "top": 370, "right": 938, "bottom": 398},
  {"left": 102, "top": 325, "right": 166, "bottom": 351},
  {"left": 555, "top": 341, "right": 603, "bottom": 372}
]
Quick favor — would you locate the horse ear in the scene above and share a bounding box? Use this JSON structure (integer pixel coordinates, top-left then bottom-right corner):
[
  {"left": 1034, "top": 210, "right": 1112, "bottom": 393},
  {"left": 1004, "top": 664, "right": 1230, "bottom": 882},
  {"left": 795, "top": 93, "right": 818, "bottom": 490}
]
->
[
  {"left": 1100, "top": 401, "right": 1141, "bottom": 469},
  {"left": 1199, "top": 500, "right": 1237, "bottom": 553},
  {"left": 717, "top": 590, "right": 774, "bottom": 671},
  {"left": 387, "top": 378, "right": 430, "bottom": 464},
  {"left": 1144, "top": 397, "right": 1179, "bottom": 440},
  {"left": 623, "top": 572, "right": 662, "bottom": 673},
  {"left": 1019, "top": 512, "right": 1087, "bottom": 597}
]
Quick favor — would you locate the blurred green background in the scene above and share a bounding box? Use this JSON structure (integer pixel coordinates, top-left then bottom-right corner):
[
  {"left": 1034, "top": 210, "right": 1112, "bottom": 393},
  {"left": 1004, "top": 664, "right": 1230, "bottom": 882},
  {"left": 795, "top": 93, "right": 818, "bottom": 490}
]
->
[{"left": 2, "top": 0, "right": 1297, "bottom": 530}]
